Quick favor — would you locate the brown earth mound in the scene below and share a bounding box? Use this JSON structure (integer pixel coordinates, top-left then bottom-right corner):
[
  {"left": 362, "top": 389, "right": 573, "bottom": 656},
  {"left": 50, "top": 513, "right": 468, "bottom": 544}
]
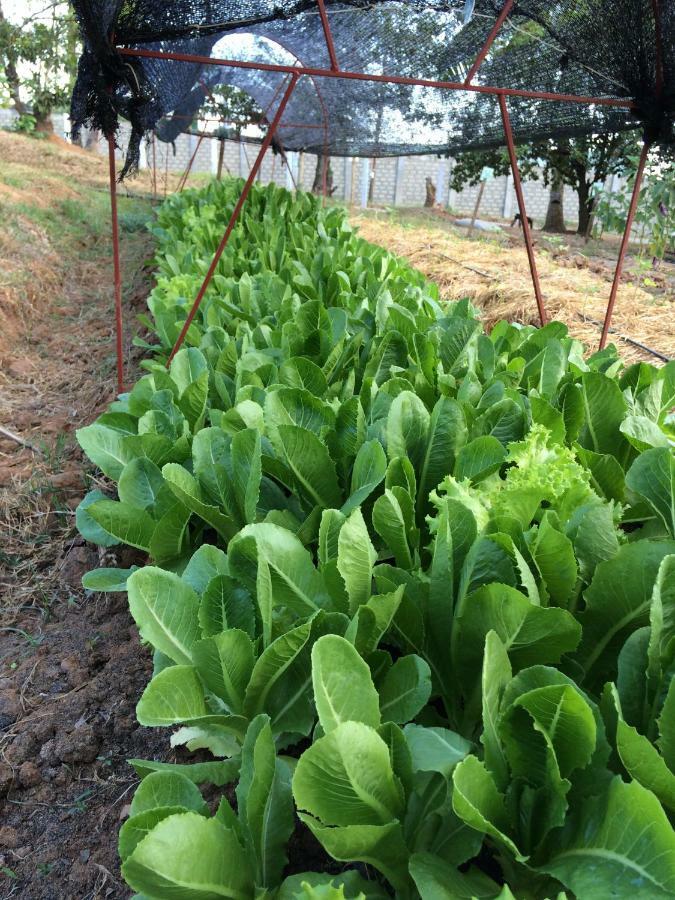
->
[{"left": 0, "top": 130, "right": 164, "bottom": 898}]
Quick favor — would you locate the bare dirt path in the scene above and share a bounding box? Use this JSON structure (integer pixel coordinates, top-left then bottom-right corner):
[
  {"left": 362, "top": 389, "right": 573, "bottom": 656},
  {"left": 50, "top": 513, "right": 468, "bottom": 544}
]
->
[{"left": 0, "top": 132, "right": 166, "bottom": 899}]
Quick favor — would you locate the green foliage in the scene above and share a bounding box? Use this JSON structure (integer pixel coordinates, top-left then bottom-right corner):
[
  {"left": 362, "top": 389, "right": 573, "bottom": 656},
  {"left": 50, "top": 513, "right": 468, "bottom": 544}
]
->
[
  {"left": 11, "top": 112, "right": 37, "bottom": 134},
  {"left": 75, "top": 178, "right": 675, "bottom": 898},
  {"left": 202, "top": 84, "right": 262, "bottom": 136},
  {"left": 0, "top": 2, "right": 79, "bottom": 126},
  {"left": 594, "top": 154, "right": 675, "bottom": 259},
  {"left": 450, "top": 133, "right": 639, "bottom": 235}
]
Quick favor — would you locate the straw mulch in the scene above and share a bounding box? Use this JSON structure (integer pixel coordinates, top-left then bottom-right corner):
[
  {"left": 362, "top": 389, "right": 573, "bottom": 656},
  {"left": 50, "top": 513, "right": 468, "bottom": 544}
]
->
[{"left": 354, "top": 213, "right": 674, "bottom": 363}]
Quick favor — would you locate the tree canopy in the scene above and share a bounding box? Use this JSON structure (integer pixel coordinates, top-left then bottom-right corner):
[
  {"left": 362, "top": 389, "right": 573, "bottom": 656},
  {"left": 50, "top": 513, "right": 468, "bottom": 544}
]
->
[
  {"left": 0, "top": 0, "right": 79, "bottom": 131},
  {"left": 449, "top": 133, "right": 640, "bottom": 235}
]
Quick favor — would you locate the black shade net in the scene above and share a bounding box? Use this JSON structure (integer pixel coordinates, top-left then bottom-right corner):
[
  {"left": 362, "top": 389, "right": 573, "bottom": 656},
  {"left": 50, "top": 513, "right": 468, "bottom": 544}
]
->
[{"left": 70, "top": 0, "right": 674, "bottom": 177}]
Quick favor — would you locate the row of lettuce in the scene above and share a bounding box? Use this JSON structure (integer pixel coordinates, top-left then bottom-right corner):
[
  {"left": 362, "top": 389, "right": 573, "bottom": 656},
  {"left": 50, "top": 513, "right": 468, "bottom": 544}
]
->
[{"left": 76, "top": 178, "right": 675, "bottom": 899}]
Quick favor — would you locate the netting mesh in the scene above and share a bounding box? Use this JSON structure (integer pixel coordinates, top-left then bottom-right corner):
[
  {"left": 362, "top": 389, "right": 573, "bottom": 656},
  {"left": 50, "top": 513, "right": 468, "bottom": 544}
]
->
[{"left": 70, "top": 0, "right": 673, "bottom": 177}]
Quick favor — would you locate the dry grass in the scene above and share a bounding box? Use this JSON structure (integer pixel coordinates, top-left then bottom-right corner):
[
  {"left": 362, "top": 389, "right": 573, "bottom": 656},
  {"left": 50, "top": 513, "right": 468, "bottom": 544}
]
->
[
  {"left": 0, "top": 131, "right": 156, "bottom": 615},
  {"left": 354, "top": 211, "right": 675, "bottom": 362},
  {"left": 0, "top": 130, "right": 187, "bottom": 197},
  {"left": 0, "top": 131, "right": 212, "bottom": 616}
]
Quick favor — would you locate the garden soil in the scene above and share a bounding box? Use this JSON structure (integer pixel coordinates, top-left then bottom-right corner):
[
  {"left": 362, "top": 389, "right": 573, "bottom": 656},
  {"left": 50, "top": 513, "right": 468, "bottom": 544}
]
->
[
  {"left": 0, "top": 132, "right": 166, "bottom": 899},
  {"left": 0, "top": 133, "right": 334, "bottom": 899}
]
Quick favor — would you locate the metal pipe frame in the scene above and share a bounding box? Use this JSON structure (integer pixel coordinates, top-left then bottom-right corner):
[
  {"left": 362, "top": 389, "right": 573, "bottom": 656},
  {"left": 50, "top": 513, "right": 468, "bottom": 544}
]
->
[
  {"left": 260, "top": 71, "right": 292, "bottom": 122},
  {"left": 163, "top": 113, "right": 325, "bottom": 129},
  {"left": 317, "top": 0, "right": 339, "bottom": 71},
  {"left": 166, "top": 72, "right": 300, "bottom": 364},
  {"left": 598, "top": 139, "right": 651, "bottom": 350},
  {"left": 464, "top": 0, "right": 514, "bottom": 85},
  {"left": 599, "top": 0, "right": 659, "bottom": 350},
  {"left": 499, "top": 94, "right": 547, "bottom": 326},
  {"left": 177, "top": 131, "right": 205, "bottom": 190},
  {"left": 104, "top": 0, "right": 659, "bottom": 377},
  {"left": 117, "top": 46, "right": 636, "bottom": 109},
  {"left": 107, "top": 135, "right": 125, "bottom": 394}
]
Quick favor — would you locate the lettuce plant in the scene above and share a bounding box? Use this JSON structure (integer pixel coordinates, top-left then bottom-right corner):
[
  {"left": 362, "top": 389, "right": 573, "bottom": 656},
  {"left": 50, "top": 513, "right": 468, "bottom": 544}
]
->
[{"left": 73, "top": 179, "right": 675, "bottom": 898}]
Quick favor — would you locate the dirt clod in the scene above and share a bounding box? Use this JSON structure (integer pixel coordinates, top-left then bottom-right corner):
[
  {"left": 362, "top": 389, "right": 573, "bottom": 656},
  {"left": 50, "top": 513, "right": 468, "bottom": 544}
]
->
[
  {"left": 60, "top": 544, "right": 99, "bottom": 589},
  {"left": 0, "top": 826, "right": 20, "bottom": 848},
  {"left": 7, "top": 357, "right": 35, "bottom": 380},
  {"left": 0, "top": 765, "right": 14, "bottom": 799},
  {"left": 0, "top": 686, "right": 22, "bottom": 724},
  {"left": 49, "top": 469, "right": 84, "bottom": 491},
  {"left": 17, "top": 760, "right": 42, "bottom": 788},
  {"left": 58, "top": 724, "right": 101, "bottom": 765}
]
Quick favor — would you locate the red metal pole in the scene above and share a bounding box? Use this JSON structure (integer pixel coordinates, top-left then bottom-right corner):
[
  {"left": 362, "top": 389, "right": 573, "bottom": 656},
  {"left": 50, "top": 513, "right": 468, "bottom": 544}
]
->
[
  {"left": 317, "top": 0, "right": 340, "bottom": 70},
  {"left": 464, "top": 0, "right": 514, "bottom": 85},
  {"left": 171, "top": 116, "right": 324, "bottom": 130},
  {"left": 151, "top": 134, "right": 157, "bottom": 198},
  {"left": 598, "top": 139, "right": 651, "bottom": 350},
  {"left": 117, "top": 47, "right": 636, "bottom": 109},
  {"left": 320, "top": 117, "right": 330, "bottom": 204},
  {"left": 177, "top": 132, "right": 205, "bottom": 191},
  {"left": 107, "top": 135, "right": 125, "bottom": 394},
  {"left": 168, "top": 113, "right": 325, "bottom": 130},
  {"left": 167, "top": 73, "right": 300, "bottom": 365},
  {"left": 499, "top": 94, "right": 547, "bottom": 326},
  {"left": 259, "top": 73, "right": 291, "bottom": 125}
]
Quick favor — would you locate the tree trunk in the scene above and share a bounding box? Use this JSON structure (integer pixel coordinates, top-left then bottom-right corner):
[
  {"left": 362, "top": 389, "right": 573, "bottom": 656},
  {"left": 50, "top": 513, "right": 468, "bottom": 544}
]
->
[
  {"left": 216, "top": 137, "right": 225, "bottom": 179},
  {"left": 312, "top": 153, "right": 323, "bottom": 192},
  {"left": 424, "top": 177, "right": 436, "bottom": 207},
  {"left": 584, "top": 195, "right": 599, "bottom": 242},
  {"left": 543, "top": 178, "right": 566, "bottom": 233},
  {"left": 0, "top": 1, "right": 28, "bottom": 116},
  {"left": 576, "top": 179, "right": 593, "bottom": 236},
  {"left": 312, "top": 153, "right": 334, "bottom": 195},
  {"left": 85, "top": 129, "right": 100, "bottom": 152},
  {"left": 34, "top": 113, "right": 54, "bottom": 134}
]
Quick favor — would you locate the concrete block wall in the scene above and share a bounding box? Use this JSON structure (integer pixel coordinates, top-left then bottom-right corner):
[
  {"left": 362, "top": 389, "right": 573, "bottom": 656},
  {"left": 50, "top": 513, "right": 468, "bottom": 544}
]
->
[
  {"left": 0, "top": 108, "right": 71, "bottom": 138},
  {"left": 0, "top": 108, "right": 607, "bottom": 228}
]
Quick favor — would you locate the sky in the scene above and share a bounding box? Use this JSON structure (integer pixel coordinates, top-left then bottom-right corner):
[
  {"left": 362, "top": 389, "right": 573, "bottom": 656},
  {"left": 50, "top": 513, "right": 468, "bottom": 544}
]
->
[{"left": 5, "top": 0, "right": 58, "bottom": 24}]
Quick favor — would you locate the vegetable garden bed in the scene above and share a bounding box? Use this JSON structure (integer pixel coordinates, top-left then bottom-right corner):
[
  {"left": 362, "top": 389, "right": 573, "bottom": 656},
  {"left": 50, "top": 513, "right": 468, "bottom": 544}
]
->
[{"left": 76, "top": 178, "right": 675, "bottom": 898}]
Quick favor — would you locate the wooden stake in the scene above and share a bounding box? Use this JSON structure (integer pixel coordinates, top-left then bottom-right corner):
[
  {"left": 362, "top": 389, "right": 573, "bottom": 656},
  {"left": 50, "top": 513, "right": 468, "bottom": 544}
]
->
[
  {"left": 217, "top": 137, "right": 225, "bottom": 180},
  {"left": 468, "top": 181, "right": 486, "bottom": 238}
]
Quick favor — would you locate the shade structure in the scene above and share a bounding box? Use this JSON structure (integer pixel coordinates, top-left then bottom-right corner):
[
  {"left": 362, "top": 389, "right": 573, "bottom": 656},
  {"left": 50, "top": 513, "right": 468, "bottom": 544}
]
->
[
  {"left": 71, "top": 0, "right": 673, "bottom": 176},
  {"left": 72, "top": 0, "right": 672, "bottom": 389}
]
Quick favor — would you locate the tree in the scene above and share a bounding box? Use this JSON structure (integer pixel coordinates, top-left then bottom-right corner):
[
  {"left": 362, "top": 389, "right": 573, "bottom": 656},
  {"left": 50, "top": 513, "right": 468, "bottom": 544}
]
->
[
  {"left": 0, "top": 1, "right": 79, "bottom": 132},
  {"left": 594, "top": 151, "right": 675, "bottom": 259},
  {"left": 538, "top": 135, "right": 639, "bottom": 236},
  {"left": 449, "top": 133, "right": 639, "bottom": 235},
  {"left": 311, "top": 153, "right": 336, "bottom": 196},
  {"left": 0, "top": 2, "right": 28, "bottom": 115},
  {"left": 543, "top": 176, "right": 566, "bottom": 234},
  {"left": 201, "top": 84, "right": 262, "bottom": 136}
]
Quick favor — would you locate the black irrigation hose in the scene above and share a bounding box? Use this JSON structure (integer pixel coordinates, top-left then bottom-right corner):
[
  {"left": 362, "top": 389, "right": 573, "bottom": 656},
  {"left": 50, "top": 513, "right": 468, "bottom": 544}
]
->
[{"left": 577, "top": 313, "right": 671, "bottom": 362}]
